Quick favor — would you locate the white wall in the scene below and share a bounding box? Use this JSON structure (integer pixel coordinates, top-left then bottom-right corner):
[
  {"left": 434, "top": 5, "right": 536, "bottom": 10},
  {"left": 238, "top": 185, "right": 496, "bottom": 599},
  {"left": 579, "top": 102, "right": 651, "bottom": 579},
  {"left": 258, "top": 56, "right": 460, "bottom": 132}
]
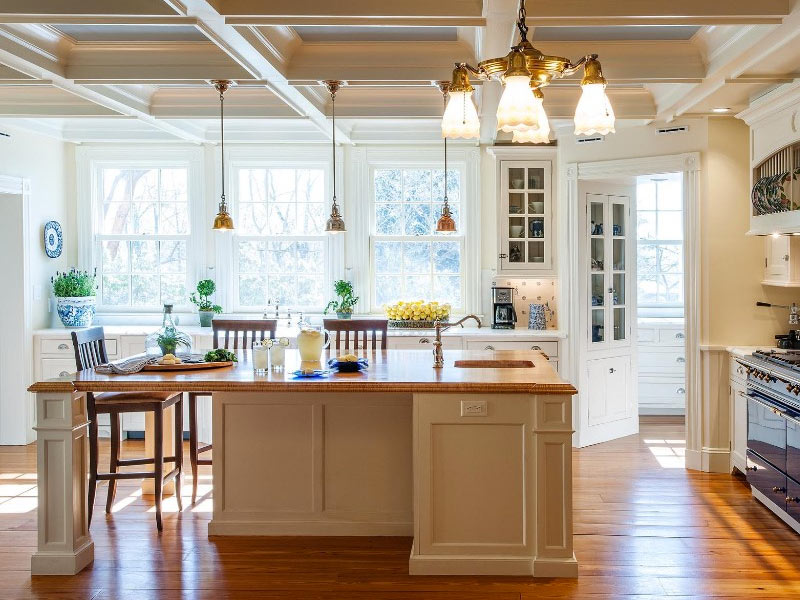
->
[{"left": 0, "top": 124, "right": 74, "bottom": 329}]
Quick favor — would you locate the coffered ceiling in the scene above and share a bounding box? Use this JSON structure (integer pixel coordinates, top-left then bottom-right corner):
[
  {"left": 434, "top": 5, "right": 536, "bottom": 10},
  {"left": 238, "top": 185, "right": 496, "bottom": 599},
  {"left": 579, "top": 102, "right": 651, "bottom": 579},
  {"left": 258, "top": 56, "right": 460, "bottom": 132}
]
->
[{"left": 0, "top": 0, "right": 799, "bottom": 143}]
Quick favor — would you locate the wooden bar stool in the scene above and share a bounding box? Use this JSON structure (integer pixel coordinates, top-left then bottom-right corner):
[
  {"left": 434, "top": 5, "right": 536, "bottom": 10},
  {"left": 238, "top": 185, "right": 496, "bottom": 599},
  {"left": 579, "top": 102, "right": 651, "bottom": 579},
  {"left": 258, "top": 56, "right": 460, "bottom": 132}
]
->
[
  {"left": 188, "top": 318, "right": 278, "bottom": 504},
  {"left": 323, "top": 318, "right": 389, "bottom": 351},
  {"left": 71, "top": 327, "right": 183, "bottom": 532}
]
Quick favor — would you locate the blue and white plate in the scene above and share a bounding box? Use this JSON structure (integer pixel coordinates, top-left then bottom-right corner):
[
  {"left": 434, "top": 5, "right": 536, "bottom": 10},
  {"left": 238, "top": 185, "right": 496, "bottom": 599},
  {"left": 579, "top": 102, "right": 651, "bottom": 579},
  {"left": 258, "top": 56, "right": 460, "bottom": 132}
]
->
[
  {"left": 43, "top": 220, "right": 63, "bottom": 258},
  {"left": 290, "top": 369, "right": 331, "bottom": 379}
]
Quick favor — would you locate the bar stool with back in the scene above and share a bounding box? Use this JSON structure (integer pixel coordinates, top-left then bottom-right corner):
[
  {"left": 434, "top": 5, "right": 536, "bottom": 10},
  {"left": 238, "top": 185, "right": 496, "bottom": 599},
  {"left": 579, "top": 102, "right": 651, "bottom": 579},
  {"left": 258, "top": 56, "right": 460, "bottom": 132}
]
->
[
  {"left": 71, "top": 327, "right": 183, "bottom": 531},
  {"left": 322, "top": 318, "right": 389, "bottom": 351},
  {"left": 187, "top": 318, "right": 278, "bottom": 504}
]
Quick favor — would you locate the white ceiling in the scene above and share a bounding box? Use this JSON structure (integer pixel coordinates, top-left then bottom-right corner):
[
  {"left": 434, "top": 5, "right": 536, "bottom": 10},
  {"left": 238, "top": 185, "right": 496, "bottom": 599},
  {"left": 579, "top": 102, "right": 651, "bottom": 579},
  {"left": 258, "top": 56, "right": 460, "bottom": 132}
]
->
[{"left": 0, "top": 0, "right": 798, "bottom": 144}]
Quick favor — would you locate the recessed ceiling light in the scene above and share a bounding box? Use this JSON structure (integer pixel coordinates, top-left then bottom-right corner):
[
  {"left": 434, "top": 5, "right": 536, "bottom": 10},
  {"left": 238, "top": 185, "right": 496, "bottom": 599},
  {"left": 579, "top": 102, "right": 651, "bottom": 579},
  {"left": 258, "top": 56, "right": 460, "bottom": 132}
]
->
[{"left": 712, "top": 107, "right": 731, "bottom": 113}]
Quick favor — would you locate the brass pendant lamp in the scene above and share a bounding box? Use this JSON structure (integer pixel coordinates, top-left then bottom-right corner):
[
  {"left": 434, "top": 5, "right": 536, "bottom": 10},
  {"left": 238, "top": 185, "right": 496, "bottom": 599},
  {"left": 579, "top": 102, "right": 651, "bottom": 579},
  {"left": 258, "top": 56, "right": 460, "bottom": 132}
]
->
[
  {"left": 212, "top": 80, "right": 234, "bottom": 230},
  {"left": 436, "top": 81, "right": 456, "bottom": 234},
  {"left": 324, "top": 80, "right": 346, "bottom": 233}
]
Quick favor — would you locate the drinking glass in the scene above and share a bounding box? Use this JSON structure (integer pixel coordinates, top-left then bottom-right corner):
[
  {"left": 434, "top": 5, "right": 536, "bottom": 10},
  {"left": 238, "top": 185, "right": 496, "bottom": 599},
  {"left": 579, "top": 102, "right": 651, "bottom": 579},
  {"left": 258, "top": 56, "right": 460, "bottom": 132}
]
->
[
  {"left": 270, "top": 341, "right": 286, "bottom": 370},
  {"left": 252, "top": 341, "right": 269, "bottom": 374}
]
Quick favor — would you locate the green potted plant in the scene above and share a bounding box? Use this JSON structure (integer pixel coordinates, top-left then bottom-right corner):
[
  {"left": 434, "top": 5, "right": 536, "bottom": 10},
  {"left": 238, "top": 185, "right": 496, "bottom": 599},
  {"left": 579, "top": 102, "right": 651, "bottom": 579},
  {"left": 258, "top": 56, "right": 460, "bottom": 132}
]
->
[
  {"left": 51, "top": 268, "right": 97, "bottom": 328},
  {"left": 155, "top": 329, "right": 192, "bottom": 356},
  {"left": 324, "top": 280, "right": 359, "bottom": 319},
  {"left": 190, "top": 279, "right": 223, "bottom": 327}
]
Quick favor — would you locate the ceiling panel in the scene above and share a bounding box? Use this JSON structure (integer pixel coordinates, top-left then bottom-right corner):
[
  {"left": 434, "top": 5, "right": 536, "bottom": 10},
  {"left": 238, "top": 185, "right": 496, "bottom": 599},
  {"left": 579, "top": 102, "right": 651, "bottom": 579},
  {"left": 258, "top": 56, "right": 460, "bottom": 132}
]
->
[
  {"left": 533, "top": 26, "right": 701, "bottom": 41},
  {"left": 52, "top": 25, "right": 208, "bottom": 42},
  {"left": 293, "top": 26, "right": 458, "bottom": 42}
]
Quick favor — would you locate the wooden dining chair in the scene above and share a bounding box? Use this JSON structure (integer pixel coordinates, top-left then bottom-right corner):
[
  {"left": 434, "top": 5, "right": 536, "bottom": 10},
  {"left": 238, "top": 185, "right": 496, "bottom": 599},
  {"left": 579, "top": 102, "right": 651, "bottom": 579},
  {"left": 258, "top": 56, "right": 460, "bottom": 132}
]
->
[
  {"left": 72, "top": 327, "right": 183, "bottom": 532},
  {"left": 187, "top": 318, "right": 278, "bottom": 504},
  {"left": 323, "top": 318, "right": 389, "bottom": 351}
]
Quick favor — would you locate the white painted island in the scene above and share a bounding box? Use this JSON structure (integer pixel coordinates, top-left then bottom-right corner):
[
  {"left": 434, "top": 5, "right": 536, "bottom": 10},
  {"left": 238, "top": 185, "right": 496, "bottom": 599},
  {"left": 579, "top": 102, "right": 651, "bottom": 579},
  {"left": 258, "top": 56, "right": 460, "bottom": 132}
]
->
[{"left": 28, "top": 349, "right": 577, "bottom": 577}]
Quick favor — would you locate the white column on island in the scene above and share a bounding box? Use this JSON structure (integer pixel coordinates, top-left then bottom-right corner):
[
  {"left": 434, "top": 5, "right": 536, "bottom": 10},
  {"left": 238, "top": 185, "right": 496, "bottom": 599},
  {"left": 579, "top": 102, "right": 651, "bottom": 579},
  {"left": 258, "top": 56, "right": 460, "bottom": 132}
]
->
[{"left": 30, "top": 390, "right": 94, "bottom": 575}]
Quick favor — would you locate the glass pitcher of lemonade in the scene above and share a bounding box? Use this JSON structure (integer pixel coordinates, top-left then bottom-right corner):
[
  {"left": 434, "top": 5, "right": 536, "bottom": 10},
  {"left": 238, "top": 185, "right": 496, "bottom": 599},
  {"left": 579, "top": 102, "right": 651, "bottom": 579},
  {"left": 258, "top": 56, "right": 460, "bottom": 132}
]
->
[{"left": 297, "top": 325, "right": 330, "bottom": 362}]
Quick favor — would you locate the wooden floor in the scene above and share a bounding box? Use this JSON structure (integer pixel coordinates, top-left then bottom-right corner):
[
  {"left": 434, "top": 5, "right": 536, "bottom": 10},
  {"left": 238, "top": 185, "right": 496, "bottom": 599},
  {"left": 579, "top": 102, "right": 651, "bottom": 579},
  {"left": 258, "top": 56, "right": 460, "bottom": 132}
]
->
[{"left": 2, "top": 422, "right": 800, "bottom": 599}]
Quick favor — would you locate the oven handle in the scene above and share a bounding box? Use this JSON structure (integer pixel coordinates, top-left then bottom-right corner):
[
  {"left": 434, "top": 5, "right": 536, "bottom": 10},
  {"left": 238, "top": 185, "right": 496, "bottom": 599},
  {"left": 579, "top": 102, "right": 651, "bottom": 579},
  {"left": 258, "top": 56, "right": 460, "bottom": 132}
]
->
[{"left": 747, "top": 391, "right": 800, "bottom": 426}]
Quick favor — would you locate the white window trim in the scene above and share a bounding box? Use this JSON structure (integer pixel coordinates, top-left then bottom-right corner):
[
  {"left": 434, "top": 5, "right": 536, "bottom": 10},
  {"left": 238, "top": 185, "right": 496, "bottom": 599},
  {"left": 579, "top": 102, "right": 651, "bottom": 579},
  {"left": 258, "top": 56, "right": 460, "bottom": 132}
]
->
[
  {"left": 218, "top": 146, "right": 343, "bottom": 314},
  {"left": 76, "top": 145, "right": 205, "bottom": 313},
  {"left": 350, "top": 146, "right": 481, "bottom": 316}
]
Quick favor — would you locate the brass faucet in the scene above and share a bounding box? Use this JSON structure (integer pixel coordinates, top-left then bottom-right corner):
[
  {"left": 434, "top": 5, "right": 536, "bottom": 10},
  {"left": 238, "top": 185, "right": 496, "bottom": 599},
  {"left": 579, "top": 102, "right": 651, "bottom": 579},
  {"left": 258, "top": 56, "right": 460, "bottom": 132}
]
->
[{"left": 433, "top": 315, "right": 481, "bottom": 368}]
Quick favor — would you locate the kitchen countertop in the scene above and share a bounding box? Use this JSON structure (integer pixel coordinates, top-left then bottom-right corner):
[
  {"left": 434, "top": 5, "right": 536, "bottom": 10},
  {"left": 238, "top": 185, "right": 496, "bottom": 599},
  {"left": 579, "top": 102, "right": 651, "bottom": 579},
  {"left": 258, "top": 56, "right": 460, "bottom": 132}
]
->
[
  {"left": 28, "top": 349, "right": 576, "bottom": 395},
  {"left": 727, "top": 346, "right": 779, "bottom": 358},
  {"left": 34, "top": 325, "right": 566, "bottom": 339}
]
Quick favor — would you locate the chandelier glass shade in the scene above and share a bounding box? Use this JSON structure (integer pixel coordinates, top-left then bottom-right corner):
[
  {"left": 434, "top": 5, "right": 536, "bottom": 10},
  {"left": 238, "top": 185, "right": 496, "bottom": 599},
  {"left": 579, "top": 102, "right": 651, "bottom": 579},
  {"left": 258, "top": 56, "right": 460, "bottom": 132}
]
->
[
  {"left": 440, "top": 0, "right": 615, "bottom": 142},
  {"left": 512, "top": 88, "right": 550, "bottom": 143}
]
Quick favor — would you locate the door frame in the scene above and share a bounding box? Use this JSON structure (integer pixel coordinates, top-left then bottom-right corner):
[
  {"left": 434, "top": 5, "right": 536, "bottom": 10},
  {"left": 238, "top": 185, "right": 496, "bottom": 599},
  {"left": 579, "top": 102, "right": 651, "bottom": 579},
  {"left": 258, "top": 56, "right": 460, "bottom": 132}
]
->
[
  {"left": 563, "top": 154, "right": 700, "bottom": 460},
  {"left": 0, "top": 174, "right": 34, "bottom": 445}
]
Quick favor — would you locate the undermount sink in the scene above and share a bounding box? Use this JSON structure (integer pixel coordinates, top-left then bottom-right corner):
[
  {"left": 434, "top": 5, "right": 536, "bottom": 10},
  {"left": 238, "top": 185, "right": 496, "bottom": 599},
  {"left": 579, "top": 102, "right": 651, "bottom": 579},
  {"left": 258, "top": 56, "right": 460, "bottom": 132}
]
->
[{"left": 453, "top": 359, "right": 535, "bottom": 369}]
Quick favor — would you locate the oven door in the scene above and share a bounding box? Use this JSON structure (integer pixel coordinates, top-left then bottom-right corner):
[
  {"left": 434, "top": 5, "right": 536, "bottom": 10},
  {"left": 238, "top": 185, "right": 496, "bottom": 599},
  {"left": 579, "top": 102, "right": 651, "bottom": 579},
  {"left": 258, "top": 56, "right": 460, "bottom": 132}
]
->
[
  {"left": 748, "top": 391, "right": 787, "bottom": 472},
  {"left": 746, "top": 449, "right": 788, "bottom": 511}
]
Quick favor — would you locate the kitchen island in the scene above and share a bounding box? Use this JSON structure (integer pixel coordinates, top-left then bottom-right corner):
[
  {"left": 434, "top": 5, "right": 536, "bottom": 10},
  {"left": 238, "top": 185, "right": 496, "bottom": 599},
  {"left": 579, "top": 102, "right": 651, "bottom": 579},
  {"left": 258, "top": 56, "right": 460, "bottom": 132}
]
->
[{"left": 28, "top": 349, "right": 577, "bottom": 578}]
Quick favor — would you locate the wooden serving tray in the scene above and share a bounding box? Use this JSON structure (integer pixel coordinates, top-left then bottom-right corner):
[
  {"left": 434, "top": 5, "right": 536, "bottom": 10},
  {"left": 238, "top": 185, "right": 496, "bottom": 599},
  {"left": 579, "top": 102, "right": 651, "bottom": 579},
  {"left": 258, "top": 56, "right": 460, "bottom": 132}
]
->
[{"left": 141, "top": 360, "right": 234, "bottom": 372}]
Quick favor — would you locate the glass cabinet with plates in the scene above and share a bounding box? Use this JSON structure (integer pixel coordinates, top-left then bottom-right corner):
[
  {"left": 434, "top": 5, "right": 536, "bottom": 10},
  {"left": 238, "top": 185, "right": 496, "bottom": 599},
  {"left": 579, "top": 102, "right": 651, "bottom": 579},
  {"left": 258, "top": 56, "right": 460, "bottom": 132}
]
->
[
  {"left": 498, "top": 160, "right": 553, "bottom": 274},
  {"left": 588, "top": 193, "right": 630, "bottom": 347}
]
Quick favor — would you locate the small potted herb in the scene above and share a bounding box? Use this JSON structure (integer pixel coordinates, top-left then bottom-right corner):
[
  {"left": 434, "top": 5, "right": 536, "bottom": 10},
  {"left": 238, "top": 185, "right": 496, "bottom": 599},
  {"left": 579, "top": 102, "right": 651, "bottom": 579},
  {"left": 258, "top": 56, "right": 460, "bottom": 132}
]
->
[
  {"left": 155, "top": 329, "right": 192, "bottom": 356},
  {"left": 51, "top": 268, "right": 98, "bottom": 328},
  {"left": 324, "top": 280, "right": 359, "bottom": 319},
  {"left": 190, "top": 279, "right": 223, "bottom": 327}
]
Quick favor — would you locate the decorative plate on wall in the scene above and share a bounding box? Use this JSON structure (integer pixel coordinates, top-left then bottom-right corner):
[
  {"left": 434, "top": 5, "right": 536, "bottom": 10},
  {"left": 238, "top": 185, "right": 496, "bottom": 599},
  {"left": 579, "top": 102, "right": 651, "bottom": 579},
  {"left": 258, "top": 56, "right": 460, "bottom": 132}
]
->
[{"left": 43, "top": 220, "right": 62, "bottom": 258}]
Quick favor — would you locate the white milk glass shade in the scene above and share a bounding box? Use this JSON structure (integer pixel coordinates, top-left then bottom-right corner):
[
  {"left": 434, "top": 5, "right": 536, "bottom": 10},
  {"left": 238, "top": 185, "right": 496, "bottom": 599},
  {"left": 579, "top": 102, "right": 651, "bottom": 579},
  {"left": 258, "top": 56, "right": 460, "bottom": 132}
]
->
[
  {"left": 496, "top": 75, "right": 540, "bottom": 133},
  {"left": 442, "top": 90, "right": 480, "bottom": 139},
  {"left": 574, "top": 83, "right": 615, "bottom": 135},
  {"left": 513, "top": 99, "right": 550, "bottom": 143}
]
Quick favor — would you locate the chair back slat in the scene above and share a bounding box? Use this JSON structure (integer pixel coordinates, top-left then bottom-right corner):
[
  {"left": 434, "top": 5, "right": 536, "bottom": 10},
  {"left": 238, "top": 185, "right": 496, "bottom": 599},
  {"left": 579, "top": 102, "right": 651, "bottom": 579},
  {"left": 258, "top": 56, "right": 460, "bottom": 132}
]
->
[
  {"left": 212, "top": 319, "right": 278, "bottom": 350},
  {"left": 71, "top": 327, "right": 109, "bottom": 372},
  {"left": 323, "top": 319, "right": 388, "bottom": 352}
]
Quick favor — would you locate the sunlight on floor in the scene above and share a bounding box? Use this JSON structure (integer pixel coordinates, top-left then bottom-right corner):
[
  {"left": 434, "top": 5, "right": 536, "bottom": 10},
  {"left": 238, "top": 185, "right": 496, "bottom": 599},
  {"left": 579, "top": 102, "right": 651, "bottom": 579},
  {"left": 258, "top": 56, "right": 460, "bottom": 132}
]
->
[{"left": 644, "top": 438, "right": 686, "bottom": 469}]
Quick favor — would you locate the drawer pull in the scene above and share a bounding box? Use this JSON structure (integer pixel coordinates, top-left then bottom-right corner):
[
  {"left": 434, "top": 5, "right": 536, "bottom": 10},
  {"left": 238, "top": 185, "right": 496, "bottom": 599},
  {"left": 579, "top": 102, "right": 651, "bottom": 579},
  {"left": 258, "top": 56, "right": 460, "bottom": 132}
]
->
[
  {"left": 59, "top": 371, "right": 69, "bottom": 377},
  {"left": 675, "top": 332, "right": 685, "bottom": 339},
  {"left": 676, "top": 387, "right": 686, "bottom": 395},
  {"left": 676, "top": 357, "right": 686, "bottom": 363},
  {"left": 57, "top": 343, "right": 69, "bottom": 350},
  {"left": 530, "top": 345, "right": 541, "bottom": 350},
  {"left": 418, "top": 338, "right": 431, "bottom": 344},
  {"left": 746, "top": 465, "right": 758, "bottom": 472},
  {"left": 772, "top": 486, "right": 787, "bottom": 494},
  {"left": 484, "top": 345, "right": 496, "bottom": 351}
]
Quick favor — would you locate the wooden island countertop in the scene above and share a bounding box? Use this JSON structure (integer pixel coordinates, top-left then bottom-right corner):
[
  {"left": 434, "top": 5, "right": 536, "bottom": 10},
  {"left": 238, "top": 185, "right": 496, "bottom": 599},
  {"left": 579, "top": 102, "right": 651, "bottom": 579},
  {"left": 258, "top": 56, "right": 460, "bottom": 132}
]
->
[{"left": 29, "top": 349, "right": 576, "bottom": 395}]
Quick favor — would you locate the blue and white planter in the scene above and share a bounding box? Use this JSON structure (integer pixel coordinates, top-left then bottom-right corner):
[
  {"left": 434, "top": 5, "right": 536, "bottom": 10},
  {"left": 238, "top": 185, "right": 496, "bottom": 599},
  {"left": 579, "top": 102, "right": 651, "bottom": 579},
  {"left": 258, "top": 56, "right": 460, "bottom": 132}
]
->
[{"left": 56, "top": 296, "right": 97, "bottom": 328}]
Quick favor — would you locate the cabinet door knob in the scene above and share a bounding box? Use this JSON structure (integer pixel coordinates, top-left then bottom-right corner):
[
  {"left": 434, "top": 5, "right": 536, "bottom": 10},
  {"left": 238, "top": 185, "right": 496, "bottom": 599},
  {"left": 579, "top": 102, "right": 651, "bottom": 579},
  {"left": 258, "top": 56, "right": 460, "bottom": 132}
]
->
[
  {"left": 57, "top": 343, "right": 69, "bottom": 350},
  {"left": 787, "top": 496, "right": 800, "bottom": 503},
  {"left": 59, "top": 371, "right": 69, "bottom": 377},
  {"left": 773, "top": 486, "right": 787, "bottom": 494},
  {"left": 675, "top": 332, "right": 685, "bottom": 339},
  {"left": 609, "top": 367, "right": 615, "bottom": 373},
  {"left": 746, "top": 465, "right": 758, "bottom": 471},
  {"left": 418, "top": 338, "right": 430, "bottom": 344},
  {"left": 484, "top": 345, "right": 496, "bottom": 351}
]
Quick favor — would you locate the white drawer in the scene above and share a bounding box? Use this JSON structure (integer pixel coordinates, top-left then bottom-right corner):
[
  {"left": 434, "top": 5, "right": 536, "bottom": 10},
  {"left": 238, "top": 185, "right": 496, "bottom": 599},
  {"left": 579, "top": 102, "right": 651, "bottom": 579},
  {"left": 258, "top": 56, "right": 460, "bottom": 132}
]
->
[
  {"left": 639, "top": 349, "right": 686, "bottom": 375},
  {"left": 639, "top": 378, "right": 686, "bottom": 400},
  {"left": 388, "top": 336, "right": 461, "bottom": 349},
  {"left": 40, "top": 337, "right": 118, "bottom": 357},
  {"left": 637, "top": 328, "right": 657, "bottom": 343},
  {"left": 658, "top": 328, "right": 686, "bottom": 346},
  {"left": 465, "top": 339, "right": 559, "bottom": 358},
  {"left": 40, "top": 358, "right": 76, "bottom": 380}
]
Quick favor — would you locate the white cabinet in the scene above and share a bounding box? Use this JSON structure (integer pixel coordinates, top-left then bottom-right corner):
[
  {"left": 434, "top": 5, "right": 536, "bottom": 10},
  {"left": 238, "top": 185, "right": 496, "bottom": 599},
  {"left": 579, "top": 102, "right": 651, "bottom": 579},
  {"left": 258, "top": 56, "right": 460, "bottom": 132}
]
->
[
  {"left": 638, "top": 320, "right": 686, "bottom": 415},
  {"left": 387, "top": 336, "right": 461, "bottom": 349},
  {"left": 729, "top": 355, "right": 748, "bottom": 474},
  {"left": 586, "top": 355, "right": 633, "bottom": 429},
  {"left": 763, "top": 235, "right": 800, "bottom": 286}
]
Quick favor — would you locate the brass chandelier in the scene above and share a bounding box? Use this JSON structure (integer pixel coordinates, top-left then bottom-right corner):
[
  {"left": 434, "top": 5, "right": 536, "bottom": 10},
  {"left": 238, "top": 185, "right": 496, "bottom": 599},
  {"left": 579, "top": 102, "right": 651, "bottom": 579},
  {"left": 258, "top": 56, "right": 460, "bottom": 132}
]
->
[{"left": 441, "top": 0, "right": 615, "bottom": 142}]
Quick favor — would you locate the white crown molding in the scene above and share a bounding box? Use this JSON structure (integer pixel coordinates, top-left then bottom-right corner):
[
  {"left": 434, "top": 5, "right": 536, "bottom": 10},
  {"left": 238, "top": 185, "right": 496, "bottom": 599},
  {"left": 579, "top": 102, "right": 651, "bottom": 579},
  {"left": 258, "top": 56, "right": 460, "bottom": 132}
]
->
[
  {"left": 737, "top": 80, "right": 800, "bottom": 126},
  {"left": 577, "top": 152, "right": 701, "bottom": 180}
]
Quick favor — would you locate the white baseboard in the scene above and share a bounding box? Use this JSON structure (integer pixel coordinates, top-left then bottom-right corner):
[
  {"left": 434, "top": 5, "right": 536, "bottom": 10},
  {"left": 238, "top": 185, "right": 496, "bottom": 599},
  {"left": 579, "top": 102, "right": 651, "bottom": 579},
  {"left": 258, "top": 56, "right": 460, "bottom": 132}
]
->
[
  {"left": 209, "top": 519, "right": 413, "bottom": 536},
  {"left": 30, "top": 540, "right": 94, "bottom": 575}
]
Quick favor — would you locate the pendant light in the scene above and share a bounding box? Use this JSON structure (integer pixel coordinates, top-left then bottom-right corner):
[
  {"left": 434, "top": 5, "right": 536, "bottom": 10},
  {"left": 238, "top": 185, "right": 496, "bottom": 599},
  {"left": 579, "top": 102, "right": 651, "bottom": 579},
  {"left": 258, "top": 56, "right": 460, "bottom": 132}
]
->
[
  {"left": 436, "top": 81, "right": 456, "bottom": 234},
  {"left": 574, "top": 55, "right": 616, "bottom": 136},
  {"left": 211, "top": 80, "right": 234, "bottom": 231},
  {"left": 441, "top": 64, "right": 480, "bottom": 139},
  {"left": 512, "top": 87, "right": 551, "bottom": 144},
  {"left": 324, "top": 80, "right": 346, "bottom": 233}
]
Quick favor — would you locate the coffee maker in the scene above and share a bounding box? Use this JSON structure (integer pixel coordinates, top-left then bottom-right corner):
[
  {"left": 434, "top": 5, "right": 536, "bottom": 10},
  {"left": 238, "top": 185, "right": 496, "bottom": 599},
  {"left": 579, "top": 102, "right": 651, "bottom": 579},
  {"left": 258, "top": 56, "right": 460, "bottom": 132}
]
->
[{"left": 491, "top": 286, "right": 517, "bottom": 329}]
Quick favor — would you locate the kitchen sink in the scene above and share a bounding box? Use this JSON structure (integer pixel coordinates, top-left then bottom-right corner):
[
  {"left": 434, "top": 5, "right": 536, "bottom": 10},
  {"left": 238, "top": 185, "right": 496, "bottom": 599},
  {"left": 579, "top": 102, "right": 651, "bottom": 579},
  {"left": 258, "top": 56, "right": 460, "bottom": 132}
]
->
[{"left": 453, "top": 360, "right": 534, "bottom": 368}]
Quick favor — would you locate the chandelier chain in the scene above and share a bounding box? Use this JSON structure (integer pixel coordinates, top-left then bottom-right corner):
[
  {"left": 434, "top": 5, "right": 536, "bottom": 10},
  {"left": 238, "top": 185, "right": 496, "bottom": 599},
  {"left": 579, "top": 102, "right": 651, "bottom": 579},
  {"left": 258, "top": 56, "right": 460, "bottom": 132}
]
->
[
  {"left": 331, "top": 87, "right": 337, "bottom": 208},
  {"left": 219, "top": 85, "right": 226, "bottom": 204},
  {"left": 517, "top": 0, "right": 528, "bottom": 43}
]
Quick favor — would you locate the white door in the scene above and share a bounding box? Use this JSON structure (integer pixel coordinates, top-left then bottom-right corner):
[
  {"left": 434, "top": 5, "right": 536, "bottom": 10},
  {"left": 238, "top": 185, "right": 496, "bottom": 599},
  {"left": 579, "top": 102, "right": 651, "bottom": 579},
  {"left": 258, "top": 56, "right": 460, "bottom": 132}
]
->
[{"left": 576, "top": 182, "right": 638, "bottom": 447}]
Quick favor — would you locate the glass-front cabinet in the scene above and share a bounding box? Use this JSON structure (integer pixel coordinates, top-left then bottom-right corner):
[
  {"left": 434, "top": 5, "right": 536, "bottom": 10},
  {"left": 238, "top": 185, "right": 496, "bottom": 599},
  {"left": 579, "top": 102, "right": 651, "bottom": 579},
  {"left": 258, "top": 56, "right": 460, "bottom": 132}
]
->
[
  {"left": 499, "top": 160, "right": 552, "bottom": 273},
  {"left": 588, "top": 194, "right": 630, "bottom": 347}
]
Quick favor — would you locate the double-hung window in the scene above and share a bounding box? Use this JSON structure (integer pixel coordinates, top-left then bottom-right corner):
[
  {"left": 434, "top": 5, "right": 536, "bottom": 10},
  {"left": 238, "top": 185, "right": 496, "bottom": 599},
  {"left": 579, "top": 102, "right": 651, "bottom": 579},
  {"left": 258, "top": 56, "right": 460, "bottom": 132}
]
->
[
  {"left": 636, "top": 175, "right": 684, "bottom": 316},
  {"left": 371, "top": 167, "right": 464, "bottom": 311},
  {"left": 94, "top": 166, "right": 192, "bottom": 310},
  {"left": 233, "top": 166, "right": 329, "bottom": 311}
]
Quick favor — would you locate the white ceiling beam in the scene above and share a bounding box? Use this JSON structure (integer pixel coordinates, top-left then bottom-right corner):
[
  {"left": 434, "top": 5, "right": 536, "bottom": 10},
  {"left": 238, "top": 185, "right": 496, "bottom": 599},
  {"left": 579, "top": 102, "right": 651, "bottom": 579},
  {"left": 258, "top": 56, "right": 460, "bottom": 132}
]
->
[
  {"left": 0, "top": 41, "right": 207, "bottom": 142},
  {"left": 0, "top": 1, "right": 181, "bottom": 16},
  {"left": 210, "top": 0, "right": 483, "bottom": 19},
  {"left": 0, "top": 16, "right": 198, "bottom": 25},
  {"left": 226, "top": 16, "right": 485, "bottom": 27},
  {"left": 178, "top": 0, "right": 352, "bottom": 143},
  {"left": 725, "top": 75, "right": 799, "bottom": 84},
  {"left": 525, "top": 0, "right": 790, "bottom": 24},
  {"left": 478, "top": 0, "right": 519, "bottom": 143}
]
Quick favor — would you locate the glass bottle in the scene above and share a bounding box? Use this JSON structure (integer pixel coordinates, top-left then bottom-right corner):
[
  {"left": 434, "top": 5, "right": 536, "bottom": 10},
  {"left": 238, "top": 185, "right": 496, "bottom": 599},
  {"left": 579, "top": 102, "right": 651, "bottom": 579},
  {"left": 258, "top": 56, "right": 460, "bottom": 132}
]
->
[{"left": 145, "top": 304, "right": 192, "bottom": 356}]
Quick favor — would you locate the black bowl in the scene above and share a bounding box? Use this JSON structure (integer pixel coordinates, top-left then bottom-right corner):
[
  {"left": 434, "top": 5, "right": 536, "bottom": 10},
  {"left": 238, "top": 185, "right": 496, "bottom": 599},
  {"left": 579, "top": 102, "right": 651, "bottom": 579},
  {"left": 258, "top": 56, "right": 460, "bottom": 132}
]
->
[{"left": 328, "top": 358, "right": 368, "bottom": 372}]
